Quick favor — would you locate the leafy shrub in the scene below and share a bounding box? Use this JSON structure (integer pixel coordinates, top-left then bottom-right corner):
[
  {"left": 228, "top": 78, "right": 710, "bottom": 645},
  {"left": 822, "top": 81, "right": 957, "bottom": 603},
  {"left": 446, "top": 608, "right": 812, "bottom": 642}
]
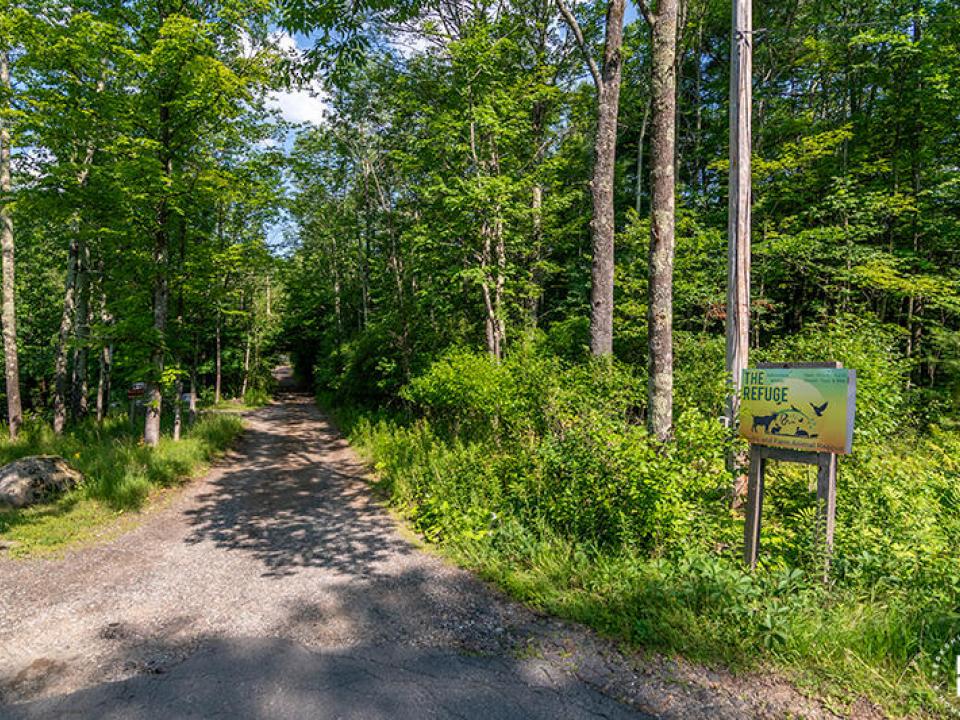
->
[{"left": 331, "top": 333, "right": 960, "bottom": 715}]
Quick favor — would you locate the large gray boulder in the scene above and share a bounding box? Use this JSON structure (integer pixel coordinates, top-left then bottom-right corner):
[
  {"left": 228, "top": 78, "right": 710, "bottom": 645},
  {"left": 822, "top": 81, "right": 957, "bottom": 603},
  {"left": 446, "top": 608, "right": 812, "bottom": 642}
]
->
[{"left": 0, "top": 456, "right": 83, "bottom": 508}]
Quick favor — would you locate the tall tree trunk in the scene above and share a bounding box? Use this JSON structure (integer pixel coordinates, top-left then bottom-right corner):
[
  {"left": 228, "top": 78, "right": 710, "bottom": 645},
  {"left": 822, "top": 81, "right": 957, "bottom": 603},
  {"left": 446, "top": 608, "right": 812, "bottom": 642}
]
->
[
  {"left": 214, "top": 309, "right": 222, "bottom": 404},
  {"left": 53, "top": 138, "right": 96, "bottom": 434},
  {"left": 0, "top": 50, "right": 21, "bottom": 439},
  {"left": 71, "top": 240, "right": 91, "bottom": 420},
  {"left": 558, "top": 0, "right": 626, "bottom": 357},
  {"left": 96, "top": 343, "right": 112, "bottom": 423},
  {"left": 53, "top": 234, "right": 80, "bottom": 434},
  {"left": 173, "top": 376, "right": 182, "bottom": 441},
  {"left": 647, "top": 0, "right": 679, "bottom": 442},
  {"left": 144, "top": 100, "right": 172, "bottom": 447},
  {"left": 906, "top": 5, "right": 923, "bottom": 381},
  {"left": 240, "top": 332, "right": 251, "bottom": 399},
  {"left": 189, "top": 368, "right": 197, "bottom": 425},
  {"left": 635, "top": 99, "right": 651, "bottom": 215},
  {"left": 95, "top": 258, "right": 112, "bottom": 423},
  {"left": 144, "top": 214, "right": 169, "bottom": 447},
  {"left": 589, "top": 0, "right": 626, "bottom": 356},
  {"left": 529, "top": 183, "right": 543, "bottom": 326},
  {"left": 527, "top": 98, "right": 548, "bottom": 327},
  {"left": 481, "top": 221, "right": 501, "bottom": 360}
]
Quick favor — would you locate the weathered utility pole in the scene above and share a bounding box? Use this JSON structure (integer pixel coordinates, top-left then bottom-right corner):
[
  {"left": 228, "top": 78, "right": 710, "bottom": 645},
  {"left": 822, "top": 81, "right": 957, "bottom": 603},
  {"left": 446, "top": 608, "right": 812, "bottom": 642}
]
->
[{"left": 726, "top": 0, "right": 751, "bottom": 434}]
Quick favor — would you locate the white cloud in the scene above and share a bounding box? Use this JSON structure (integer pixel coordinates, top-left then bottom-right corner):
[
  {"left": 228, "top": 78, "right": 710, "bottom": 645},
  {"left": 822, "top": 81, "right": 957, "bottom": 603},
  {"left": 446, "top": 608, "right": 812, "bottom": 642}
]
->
[
  {"left": 267, "top": 86, "right": 329, "bottom": 126},
  {"left": 272, "top": 30, "right": 299, "bottom": 55}
]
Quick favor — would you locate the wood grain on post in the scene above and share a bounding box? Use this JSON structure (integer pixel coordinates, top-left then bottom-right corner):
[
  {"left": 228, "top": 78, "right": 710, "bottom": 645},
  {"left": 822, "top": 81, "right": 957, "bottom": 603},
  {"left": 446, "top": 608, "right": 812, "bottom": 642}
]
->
[
  {"left": 725, "top": 0, "right": 752, "bottom": 427},
  {"left": 816, "top": 452, "right": 838, "bottom": 580},
  {"left": 743, "top": 448, "right": 764, "bottom": 569}
]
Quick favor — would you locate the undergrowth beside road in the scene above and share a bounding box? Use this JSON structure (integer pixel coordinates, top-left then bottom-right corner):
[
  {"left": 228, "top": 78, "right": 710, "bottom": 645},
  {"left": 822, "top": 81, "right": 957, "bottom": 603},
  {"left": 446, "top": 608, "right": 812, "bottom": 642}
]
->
[
  {"left": 322, "top": 325, "right": 960, "bottom": 719},
  {"left": 0, "top": 414, "right": 244, "bottom": 556}
]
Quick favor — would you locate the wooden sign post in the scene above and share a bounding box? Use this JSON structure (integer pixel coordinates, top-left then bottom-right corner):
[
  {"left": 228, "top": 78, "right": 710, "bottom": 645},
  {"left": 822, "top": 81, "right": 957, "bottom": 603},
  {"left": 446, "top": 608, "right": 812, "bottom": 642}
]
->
[{"left": 739, "top": 362, "right": 856, "bottom": 580}]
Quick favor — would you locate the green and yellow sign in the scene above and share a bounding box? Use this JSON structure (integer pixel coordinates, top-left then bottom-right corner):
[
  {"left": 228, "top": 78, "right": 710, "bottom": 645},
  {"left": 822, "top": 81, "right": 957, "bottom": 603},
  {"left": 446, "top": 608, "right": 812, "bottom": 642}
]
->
[{"left": 738, "top": 366, "right": 856, "bottom": 454}]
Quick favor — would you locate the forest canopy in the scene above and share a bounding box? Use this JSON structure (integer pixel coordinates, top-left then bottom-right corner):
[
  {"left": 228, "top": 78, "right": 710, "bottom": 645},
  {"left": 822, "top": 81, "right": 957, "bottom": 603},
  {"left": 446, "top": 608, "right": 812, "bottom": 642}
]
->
[{"left": 1, "top": 0, "right": 959, "bottom": 714}]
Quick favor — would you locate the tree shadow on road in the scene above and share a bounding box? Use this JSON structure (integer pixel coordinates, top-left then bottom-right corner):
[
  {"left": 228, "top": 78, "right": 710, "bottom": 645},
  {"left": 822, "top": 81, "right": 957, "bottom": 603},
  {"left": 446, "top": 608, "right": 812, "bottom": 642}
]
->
[
  {"left": 182, "top": 398, "right": 414, "bottom": 579},
  {"left": 0, "top": 567, "right": 649, "bottom": 720}
]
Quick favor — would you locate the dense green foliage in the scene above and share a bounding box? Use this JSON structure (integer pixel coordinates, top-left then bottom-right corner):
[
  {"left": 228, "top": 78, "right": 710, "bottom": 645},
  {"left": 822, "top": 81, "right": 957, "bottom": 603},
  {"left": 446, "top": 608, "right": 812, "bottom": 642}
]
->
[
  {"left": 280, "top": 0, "right": 960, "bottom": 714},
  {"left": 0, "top": 1, "right": 282, "bottom": 548},
  {"left": 335, "top": 331, "right": 959, "bottom": 714},
  {"left": 2, "top": 0, "right": 960, "bottom": 713},
  {"left": 3, "top": 0, "right": 284, "bottom": 434}
]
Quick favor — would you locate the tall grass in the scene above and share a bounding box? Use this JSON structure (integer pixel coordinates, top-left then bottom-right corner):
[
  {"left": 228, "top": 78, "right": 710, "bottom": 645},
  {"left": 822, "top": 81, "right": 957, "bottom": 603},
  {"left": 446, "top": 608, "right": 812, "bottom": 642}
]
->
[{"left": 0, "top": 414, "right": 244, "bottom": 554}]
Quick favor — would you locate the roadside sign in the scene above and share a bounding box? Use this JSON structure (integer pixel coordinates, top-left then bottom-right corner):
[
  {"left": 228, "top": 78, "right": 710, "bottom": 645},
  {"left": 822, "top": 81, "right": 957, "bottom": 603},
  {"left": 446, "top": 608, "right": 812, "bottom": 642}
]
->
[
  {"left": 127, "top": 382, "right": 146, "bottom": 399},
  {"left": 738, "top": 366, "right": 856, "bottom": 455},
  {"left": 739, "top": 362, "right": 856, "bottom": 577}
]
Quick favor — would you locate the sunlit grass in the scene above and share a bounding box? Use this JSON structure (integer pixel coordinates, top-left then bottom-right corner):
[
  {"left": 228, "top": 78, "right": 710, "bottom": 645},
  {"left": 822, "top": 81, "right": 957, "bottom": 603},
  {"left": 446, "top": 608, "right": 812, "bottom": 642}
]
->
[{"left": 0, "top": 414, "right": 244, "bottom": 556}]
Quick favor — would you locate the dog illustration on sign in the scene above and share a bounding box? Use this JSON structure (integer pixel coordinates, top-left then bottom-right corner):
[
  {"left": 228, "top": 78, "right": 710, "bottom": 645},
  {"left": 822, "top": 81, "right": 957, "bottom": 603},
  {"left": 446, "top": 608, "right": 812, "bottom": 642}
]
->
[
  {"left": 751, "top": 413, "right": 779, "bottom": 433},
  {"left": 752, "top": 405, "right": 820, "bottom": 438}
]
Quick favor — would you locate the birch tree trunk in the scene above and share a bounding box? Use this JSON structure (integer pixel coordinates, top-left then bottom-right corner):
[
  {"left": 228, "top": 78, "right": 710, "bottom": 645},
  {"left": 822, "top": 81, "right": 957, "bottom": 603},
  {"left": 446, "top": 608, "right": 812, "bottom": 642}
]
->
[
  {"left": 0, "top": 50, "right": 21, "bottom": 439},
  {"left": 647, "top": 0, "right": 679, "bottom": 441}
]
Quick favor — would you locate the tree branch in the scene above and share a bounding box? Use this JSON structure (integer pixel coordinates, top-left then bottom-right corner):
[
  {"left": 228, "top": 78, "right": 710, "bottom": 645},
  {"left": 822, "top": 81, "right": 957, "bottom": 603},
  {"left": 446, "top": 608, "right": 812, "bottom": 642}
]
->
[
  {"left": 555, "top": 0, "right": 603, "bottom": 91},
  {"left": 635, "top": 0, "right": 654, "bottom": 26}
]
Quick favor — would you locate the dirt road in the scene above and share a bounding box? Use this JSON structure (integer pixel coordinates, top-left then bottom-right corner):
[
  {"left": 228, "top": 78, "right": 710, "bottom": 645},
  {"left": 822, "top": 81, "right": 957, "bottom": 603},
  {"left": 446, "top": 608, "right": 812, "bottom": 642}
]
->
[{"left": 0, "top": 392, "right": 839, "bottom": 719}]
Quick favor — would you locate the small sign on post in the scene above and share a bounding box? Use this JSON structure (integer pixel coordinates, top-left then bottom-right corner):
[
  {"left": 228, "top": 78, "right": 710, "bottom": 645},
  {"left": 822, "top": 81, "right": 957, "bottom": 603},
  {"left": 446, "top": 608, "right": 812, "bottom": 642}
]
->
[{"left": 738, "top": 362, "right": 856, "bottom": 579}]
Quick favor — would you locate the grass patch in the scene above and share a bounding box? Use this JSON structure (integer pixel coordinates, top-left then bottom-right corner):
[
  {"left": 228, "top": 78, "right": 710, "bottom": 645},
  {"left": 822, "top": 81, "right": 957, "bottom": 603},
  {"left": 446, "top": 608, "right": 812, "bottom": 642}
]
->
[{"left": 0, "top": 413, "right": 244, "bottom": 556}]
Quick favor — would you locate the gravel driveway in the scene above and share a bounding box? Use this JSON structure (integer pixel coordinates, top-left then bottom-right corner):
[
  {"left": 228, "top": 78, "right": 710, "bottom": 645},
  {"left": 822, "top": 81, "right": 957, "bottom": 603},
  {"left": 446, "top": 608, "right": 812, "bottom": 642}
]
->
[{"left": 0, "top": 393, "right": 848, "bottom": 719}]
